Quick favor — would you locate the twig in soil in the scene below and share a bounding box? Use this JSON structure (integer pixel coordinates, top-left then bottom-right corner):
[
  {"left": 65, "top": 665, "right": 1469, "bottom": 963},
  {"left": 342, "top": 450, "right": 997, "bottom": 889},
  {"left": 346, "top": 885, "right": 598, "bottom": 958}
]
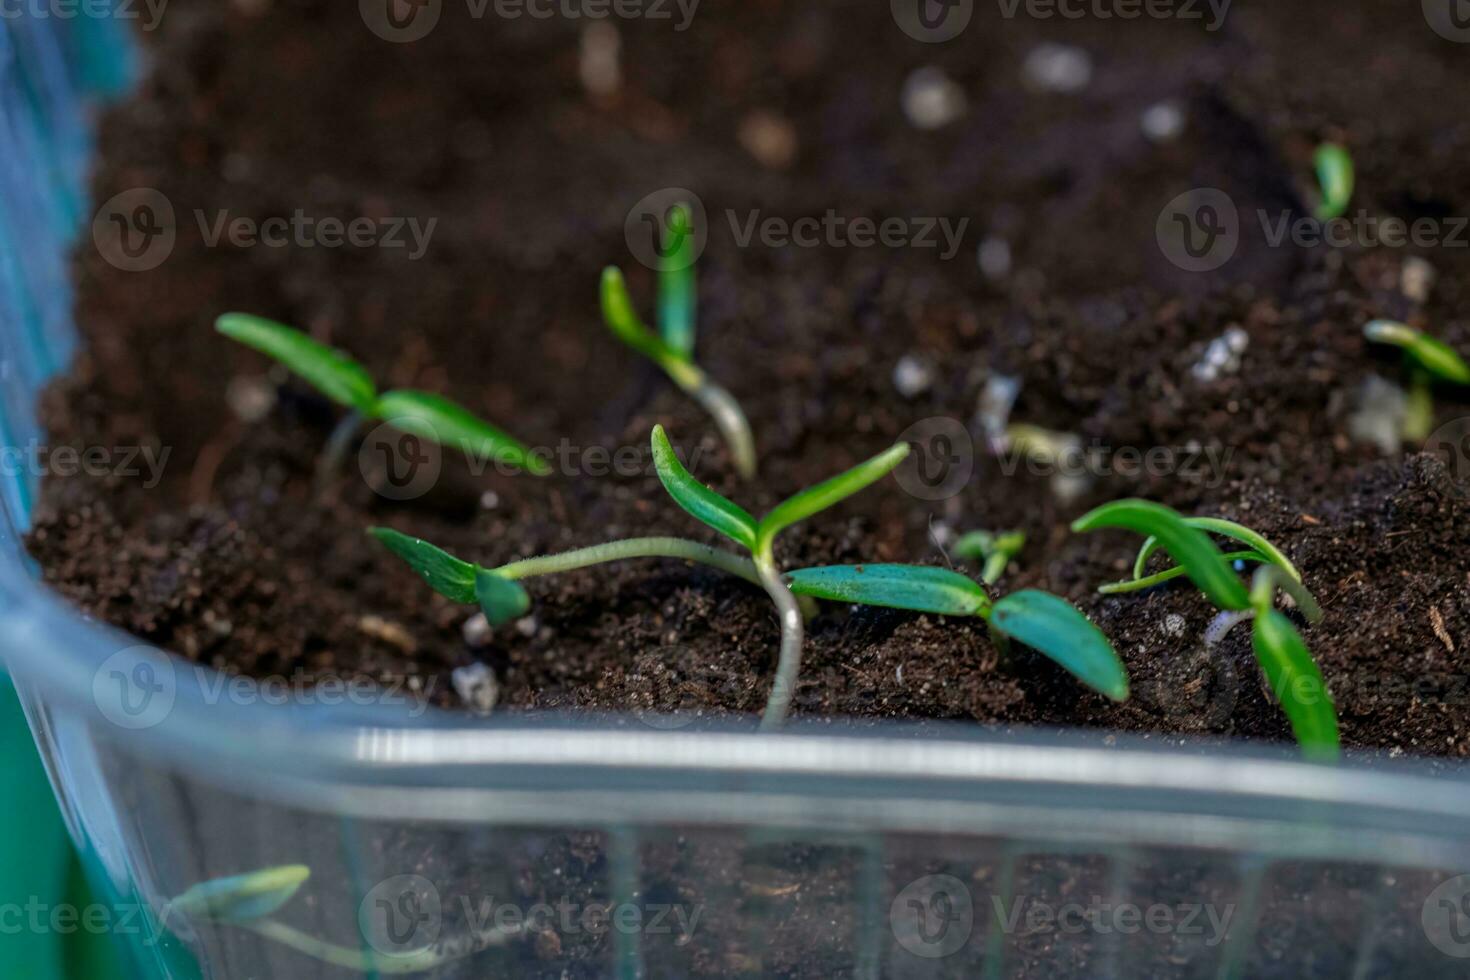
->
[
  {"left": 216, "top": 313, "right": 550, "bottom": 493},
  {"left": 1363, "top": 319, "right": 1470, "bottom": 441},
  {"left": 601, "top": 204, "right": 757, "bottom": 479},
  {"left": 1074, "top": 499, "right": 1338, "bottom": 758},
  {"left": 1312, "top": 142, "right": 1354, "bottom": 221}
]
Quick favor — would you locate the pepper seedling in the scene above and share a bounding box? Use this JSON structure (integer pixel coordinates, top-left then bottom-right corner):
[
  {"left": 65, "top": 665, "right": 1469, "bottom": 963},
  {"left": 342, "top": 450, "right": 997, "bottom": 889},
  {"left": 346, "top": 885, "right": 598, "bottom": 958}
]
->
[
  {"left": 601, "top": 204, "right": 757, "bottom": 479},
  {"left": 1363, "top": 319, "right": 1470, "bottom": 440},
  {"left": 1313, "top": 142, "right": 1354, "bottom": 221},
  {"left": 953, "top": 529, "right": 1026, "bottom": 585},
  {"left": 166, "top": 865, "right": 518, "bottom": 972},
  {"left": 216, "top": 313, "right": 549, "bottom": 490},
  {"left": 1073, "top": 499, "right": 1338, "bottom": 758}
]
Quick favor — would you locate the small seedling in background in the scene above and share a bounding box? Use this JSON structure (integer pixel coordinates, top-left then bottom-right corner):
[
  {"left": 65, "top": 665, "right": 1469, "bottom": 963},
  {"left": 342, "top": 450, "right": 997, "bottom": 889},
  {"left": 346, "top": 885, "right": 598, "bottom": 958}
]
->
[
  {"left": 602, "top": 204, "right": 757, "bottom": 479},
  {"left": 954, "top": 529, "right": 1026, "bottom": 585},
  {"left": 167, "top": 865, "right": 517, "bottom": 972},
  {"left": 1364, "top": 319, "right": 1470, "bottom": 440},
  {"left": 217, "top": 313, "right": 549, "bottom": 490},
  {"left": 1073, "top": 499, "right": 1338, "bottom": 758},
  {"left": 1313, "top": 142, "right": 1354, "bottom": 221}
]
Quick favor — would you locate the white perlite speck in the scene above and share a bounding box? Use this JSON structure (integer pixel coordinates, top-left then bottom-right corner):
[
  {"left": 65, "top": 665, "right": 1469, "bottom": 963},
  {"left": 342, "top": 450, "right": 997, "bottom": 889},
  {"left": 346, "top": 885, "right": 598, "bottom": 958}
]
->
[
  {"left": 901, "top": 67, "right": 967, "bottom": 130},
  {"left": 1192, "top": 326, "right": 1250, "bottom": 382},
  {"left": 1140, "top": 100, "right": 1185, "bottom": 143},
  {"left": 452, "top": 662, "right": 499, "bottom": 715},
  {"left": 893, "top": 355, "right": 935, "bottom": 398},
  {"left": 1163, "top": 614, "right": 1187, "bottom": 638},
  {"left": 1400, "top": 256, "right": 1436, "bottom": 305},
  {"left": 978, "top": 236, "right": 1012, "bottom": 280},
  {"left": 461, "top": 613, "right": 492, "bottom": 648},
  {"left": 1023, "top": 44, "right": 1092, "bottom": 93}
]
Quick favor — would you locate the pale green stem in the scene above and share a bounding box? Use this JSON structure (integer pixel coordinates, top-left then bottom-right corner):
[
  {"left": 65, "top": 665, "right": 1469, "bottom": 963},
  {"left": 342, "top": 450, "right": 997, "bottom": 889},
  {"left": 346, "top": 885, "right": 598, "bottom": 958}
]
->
[
  {"left": 241, "top": 918, "right": 519, "bottom": 973},
  {"left": 1251, "top": 564, "right": 1323, "bottom": 624},
  {"left": 1404, "top": 371, "right": 1435, "bottom": 442},
  {"left": 755, "top": 548, "right": 805, "bottom": 730},
  {"left": 314, "top": 409, "right": 363, "bottom": 496},
  {"left": 1102, "top": 551, "right": 1267, "bottom": 595},
  {"left": 680, "top": 374, "right": 757, "bottom": 481}
]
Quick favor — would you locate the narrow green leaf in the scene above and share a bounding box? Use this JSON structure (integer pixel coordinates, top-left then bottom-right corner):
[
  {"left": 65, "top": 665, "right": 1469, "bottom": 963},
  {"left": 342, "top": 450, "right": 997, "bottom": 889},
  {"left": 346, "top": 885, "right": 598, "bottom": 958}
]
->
[
  {"left": 168, "top": 865, "right": 311, "bottom": 924},
  {"left": 1252, "top": 609, "right": 1340, "bottom": 759},
  {"left": 370, "top": 527, "right": 478, "bottom": 604},
  {"left": 1072, "top": 500, "right": 1251, "bottom": 610},
  {"left": 1132, "top": 517, "right": 1301, "bottom": 584},
  {"left": 1364, "top": 319, "right": 1470, "bottom": 385},
  {"left": 1313, "top": 142, "right": 1354, "bottom": 221},
  {"left": 1250, "top": 565, "right": 1323, "bottom": 625},
  {"left": 216, "top": 313, "right": 377, "bottom": 413},
  {"left": 955, "top": 529, "right": 1026, "bottom": 585},
  {"left": 657, "top": 204, "right": 697, "bottom": 357},
  {"left": 650, "top": 425, "right": 758, "bottom": 550},
  {"left": 786, "top": 564, "right": 991, "bottom": 616},
  {"left": 372, "top": 390, "right": 550, "bottom": 475},
  {"left": 1103, "top": 550, "right": 1268, "bottom": 595},
  {"left": 601, "top": 265, "right": 696, "bottom": 381},
  {"left": 989, "top": 590, "right": 1130, "bottom": 702},
  {"left": 476, "top": 569, "right": 531, "bottom": 625},
  {"left": 756, "top": 443, "right": 911, "bottom": 553}
]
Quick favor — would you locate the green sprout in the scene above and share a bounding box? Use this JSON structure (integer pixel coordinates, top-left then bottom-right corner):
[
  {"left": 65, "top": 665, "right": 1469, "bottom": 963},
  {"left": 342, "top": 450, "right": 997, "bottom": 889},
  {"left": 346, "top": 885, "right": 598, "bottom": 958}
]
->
[
  {"left": 1073, "top": 499, "right": 1338, "bottom": 758},
  {"left": 602, "top": 205, "right": 757, "bottom": 479},
  {"left": 1364, "top": 319, "right": 1470, "bottom": 441},
  {"left": 953, "top": 529, "right": 1026, "bottom": 585},
  {"left": 166, "top": 865, "right": 518, "bottom": 972},
  {"left": 217, "top": 313, "right": 549, "bottom": 490},
  {"left": 1313, "top": 142, "right": 1354, "bottom": 221}
]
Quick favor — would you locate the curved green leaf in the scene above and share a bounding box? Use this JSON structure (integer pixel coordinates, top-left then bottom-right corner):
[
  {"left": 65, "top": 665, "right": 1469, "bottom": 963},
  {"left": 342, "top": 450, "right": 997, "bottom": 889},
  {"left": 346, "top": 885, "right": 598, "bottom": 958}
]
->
[
  {"left": 989, "top": 590, "right": 1130, "bottom": 702},
  {"left": 370, "top": 527, "right": 478, "bottom": 603},
  {"left": 651, "top": 425, "right": 758, "bottom": 550},
  {"left": 216, "top": 313, "right": 377, "bottom": 413},
  {"left": 657, "top": 204, "right": 697, "bottom": 357},
  {"left": 1363, "top": 319, "right": 1470, "bottom": 385},
  {"left": 1313, "top": 142, "right": 1354, "bottom": 221},
  {"left": 1132, "top": 517, "right": 1301, "bottom": 584},
  {"left": 1104, "top": 551, "right": 1267, "bottom": 595},
  {"left": 1252, "top": 609, "right": 1340, "bottom": 759},
  {"left": 1072, "top": 500, "right": 1250, "bottom": 610},
  {"left": 476, "top": 569, "right": 530, "bottom": 625},
  {"left": 756, "top": 443, "right": 911, "bottom": 553},
  {"left": 786, "top": 564, "right": 991, "bottom": 616},
  {"left": 601, "top": 266, "right": 697, "bottom": 384},
  {"left": 372, "top": 390, "right": 549, "bottom": 475},
  {"left": 168, "top": 865, "right": 310, "bottom": 924}
]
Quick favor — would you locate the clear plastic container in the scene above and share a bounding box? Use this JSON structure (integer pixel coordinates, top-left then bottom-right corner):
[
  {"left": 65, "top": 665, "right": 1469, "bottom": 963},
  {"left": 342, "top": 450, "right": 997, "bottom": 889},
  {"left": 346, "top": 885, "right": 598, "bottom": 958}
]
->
[{"left": 6, "top": 15, "right": 1470, "bottom": 980}]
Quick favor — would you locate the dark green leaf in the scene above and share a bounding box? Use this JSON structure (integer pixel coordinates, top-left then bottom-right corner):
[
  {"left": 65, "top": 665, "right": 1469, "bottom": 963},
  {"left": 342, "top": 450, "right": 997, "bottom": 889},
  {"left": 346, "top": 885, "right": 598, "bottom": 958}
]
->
[
  {"left": 1132, "top": 517, "right": 1301, "bottom": 584},
  {"left": 1072, "top": 500, "right": 1250, "bottom": 610},
  {"left": 650, "top": 425, "right": 758, "bottom": 550},
  {"left": 370, "top": 527, "right": 478, "bottom": 603},
  {"left": 989, "top": 590, "right": 1130, "bottom": 702},
  {"left": 657, "top": 204, "right": 697, "bottom": 357},
  {"left": 1313, "top": 143, "right": 1354, "bottom": 221},
  {"left": 1252, "top": 609, "right": 1340, "bottom": 759},
  {"left": 786, "top": 564, "right": 990, "bottom": 616},
  {"left": 756, "top": 443, "right": 910, "bottom": 552},
  {"left": 476, "top": 569, "right": 530, "bottom": 625},
  {"left": 372, "top": 390, "right": 549, "bottom": 475},
  {"left": 216, "top": 313, "right": 377, "bottom": 413},
  {"left": 168, "top": 865, "right": 310, "bottom": 924}
]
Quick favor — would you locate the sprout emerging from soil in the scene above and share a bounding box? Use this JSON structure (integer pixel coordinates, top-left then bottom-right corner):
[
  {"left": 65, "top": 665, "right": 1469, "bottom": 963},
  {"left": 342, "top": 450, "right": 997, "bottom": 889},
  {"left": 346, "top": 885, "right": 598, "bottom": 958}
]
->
[
  {"left": 953, "top": 528, "right": 1026, "bottom": 585},
  {"left": 1363, "top": 319, "right": 1470, "bottom": 440},
  {"left": 601, "top": 205, "right": 757, "bottom": 479},
  {"left": 216, "top": 313, "right": 549, "bottom": 490},
  {"left": 1312, "top": 142, "right": 1354, "bottom": 221},
  {"left": 167, "top": 865, "right": 518, "bottom": 972},
  {"left": 1073, "top": 499, "right": 1338, "bottom": 758}
]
